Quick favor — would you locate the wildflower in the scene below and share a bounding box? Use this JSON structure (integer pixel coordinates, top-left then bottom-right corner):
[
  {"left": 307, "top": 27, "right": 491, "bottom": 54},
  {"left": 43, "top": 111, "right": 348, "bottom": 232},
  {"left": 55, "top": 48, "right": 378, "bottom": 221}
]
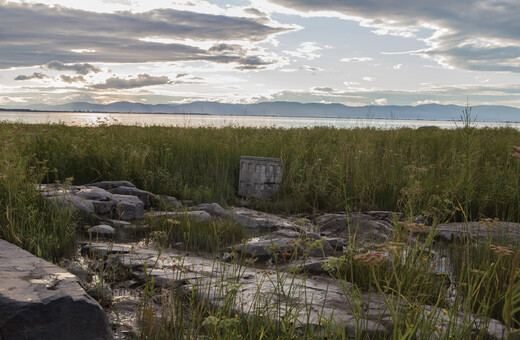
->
[
  {"left": 353, "top": 252, "right": 388, "bottom": 265},
  {"left": 490, "top": 244, "right": 514, "bottom": 257},
  {"left": 443, "top": 309, "right": 448, "bottom": 315}
]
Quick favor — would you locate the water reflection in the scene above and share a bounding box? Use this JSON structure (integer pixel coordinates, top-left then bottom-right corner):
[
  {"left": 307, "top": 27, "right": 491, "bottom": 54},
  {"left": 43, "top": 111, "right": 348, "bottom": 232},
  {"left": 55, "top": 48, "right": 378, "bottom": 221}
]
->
[{"left": 1, "top": 110, "right": 519, "bottom": 129}]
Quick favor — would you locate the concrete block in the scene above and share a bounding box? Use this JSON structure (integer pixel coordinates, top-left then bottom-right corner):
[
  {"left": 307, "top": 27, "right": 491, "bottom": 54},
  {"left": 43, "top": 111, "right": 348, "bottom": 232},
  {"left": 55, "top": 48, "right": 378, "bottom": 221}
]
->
[{"left": 238, "top": 156, "right": 282, "bottom": 199}]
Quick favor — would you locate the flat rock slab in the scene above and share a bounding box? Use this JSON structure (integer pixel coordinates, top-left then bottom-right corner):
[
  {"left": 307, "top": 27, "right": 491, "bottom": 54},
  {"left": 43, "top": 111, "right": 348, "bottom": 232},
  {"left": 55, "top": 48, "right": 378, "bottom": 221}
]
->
[
  {"left": 0, "top": 239, "right": 113, "bottom": 340},
  {"left": 83, "top": 242, "right": 511, "bottom": 339},
  {"left": 419, "top": 221, "right": 520, "bottom": 243},
  {"left": 145, "top": 210, "right": 212, "bottom": 222}
]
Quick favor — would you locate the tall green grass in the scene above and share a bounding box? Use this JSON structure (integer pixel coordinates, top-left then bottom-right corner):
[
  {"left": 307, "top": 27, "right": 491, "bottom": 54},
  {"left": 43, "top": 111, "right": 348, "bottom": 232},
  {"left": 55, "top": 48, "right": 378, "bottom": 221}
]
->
[
  {"left": 0, "top": 124, "right": 76, "bottom": 261},
  {"left": 17, "top": 123, "right": 520, "bottom": 221}
]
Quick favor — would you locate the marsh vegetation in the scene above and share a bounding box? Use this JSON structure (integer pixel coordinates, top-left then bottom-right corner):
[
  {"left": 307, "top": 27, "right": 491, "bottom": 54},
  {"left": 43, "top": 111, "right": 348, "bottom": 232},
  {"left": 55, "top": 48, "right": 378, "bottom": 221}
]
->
[{"left": 2, "top": 121, "right": 520, "bottom": 338}]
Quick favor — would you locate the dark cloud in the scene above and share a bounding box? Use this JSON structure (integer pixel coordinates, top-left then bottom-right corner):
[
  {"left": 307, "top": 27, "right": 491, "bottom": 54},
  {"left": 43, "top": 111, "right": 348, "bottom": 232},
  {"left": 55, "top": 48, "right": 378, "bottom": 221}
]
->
[
  {"left": 91, "top": 73, "right": 171, "bottom": 89},
  {"left": 235, "top": 56, "right": 273, "bottom": 70},
  {"left": 0, "top": 2, "right": 288, "bottom": 69},
  {"left": 60, "top": 75, "right": 86, "bottom": 83},
  {"left": 46, "top": 60, "right": 101, "bottom": 75},
  {"left": 268, "top": 0, "right": 520, "bottom": 72},
  {"left": 14, "top": 72, "right": 48, "bottom": 81},
  {"left": 176, "top": 73, "right": 189, "bottom": 78},
  {"left": 244, "top": 7, "right": 267, "bottom": 17},
  {"left": 313, "top": 87, "right": 335, "bottom": 92},
  {"left": 209, "top": 44, "right": 242, "bottom": 53}
]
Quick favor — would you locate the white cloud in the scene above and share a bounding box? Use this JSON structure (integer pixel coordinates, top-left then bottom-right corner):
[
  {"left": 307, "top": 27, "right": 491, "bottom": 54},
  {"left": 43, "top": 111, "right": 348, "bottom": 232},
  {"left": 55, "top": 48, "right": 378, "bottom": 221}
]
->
[
  {"left": 284, "top": 41, "right": 322, "bottom": 60},
  {"left": 415, "top": 99, "right": 440, "bottom": 105},
  {"left": 340, "top": 57, "right": 373, "bottom": 62},
  {"left": 393, "top": 64, "right": 403, "bottom": 70},
  {"left": 373, "top": 98, "right": 387, "bottom": 105},
  {"left": 71, "top": 49, "right": 97, "bottom": 54},
  {"left": 0, "top": 96, "right": 27, "bottom": 104},
  {"left": 300, "top": 65, "right": 322, "bottom": 72},
  {"left": 344, "top": 81, "right": 360, "bottom": 87},
  {"left": 363, "top": 77, "right": 375, "bottom": 82}
]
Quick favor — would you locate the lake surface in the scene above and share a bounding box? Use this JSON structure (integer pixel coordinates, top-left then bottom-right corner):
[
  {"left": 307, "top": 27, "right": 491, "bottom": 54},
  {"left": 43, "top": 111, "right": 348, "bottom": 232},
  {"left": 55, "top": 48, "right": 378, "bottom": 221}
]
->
[{"left": 1, "top": 110, "right": 519, "bottom": 129}]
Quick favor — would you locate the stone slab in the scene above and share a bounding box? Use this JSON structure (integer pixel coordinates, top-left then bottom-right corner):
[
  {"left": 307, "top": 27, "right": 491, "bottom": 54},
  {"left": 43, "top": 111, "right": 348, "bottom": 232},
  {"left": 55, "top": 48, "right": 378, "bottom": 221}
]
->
[{"left": 0, "top": 239, "right": 113, "bottom": 340}]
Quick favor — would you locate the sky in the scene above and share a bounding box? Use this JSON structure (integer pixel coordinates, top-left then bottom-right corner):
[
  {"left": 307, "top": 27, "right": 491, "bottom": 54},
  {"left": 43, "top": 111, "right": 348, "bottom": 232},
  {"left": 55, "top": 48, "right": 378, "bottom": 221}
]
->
[{"left": 0, "top": 0, "right": 519, "bottom": 108}]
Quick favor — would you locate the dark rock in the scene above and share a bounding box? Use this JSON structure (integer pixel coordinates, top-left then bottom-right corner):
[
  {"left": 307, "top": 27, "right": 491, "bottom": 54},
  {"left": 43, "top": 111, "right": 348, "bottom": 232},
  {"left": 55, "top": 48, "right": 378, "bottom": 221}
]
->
[
  {"left": 273, "top": 229, "right": 301, "bottom": 238},
  {"left": 180, "top": 200, "right": 194, "bottom": 206},
  {"left": 60, "top": 260, "right": 92, "bottom": 284},
  {"left": 364, "top": 211, "right": 402, "bottom": 222},
  {"left": 237, "top": 238, "right": 296, "bottom": 261},
  {"left": 318, "top": 213, "right": 394, "bottom": 244},
  {"left": 89, "top": 180, "right": 136, "bottom": 190},
  {"left": 302, "top": 261, "right": 329, "bottom": 276},
  {"left": 145, "top": 210, "right": 211, "bottom": 222},
  {"left": 81, "top": 243, "right": 131, "bottom": 258},
  {"left": 111, "top": 194, "right": 144, "bottom": 220},
  {"left": 92, "top": 200, "right": 115, "bottom": 215},
  {"left": 76, "top": 186, "right": 112, "bottom": 201},
  {"left": 157, "top": 195, "right": 183, "bottom": 209},
  {"left": 0, "top": 239, "right": 113, "bottom": 340},
  {"left": 87, "top": 284, "right": 113, "bottom": 305},
  {"left": 193, "top": 203, "right": 261, "bottom": 228},
  {"left": 193, "top": 203, "right": 228, "bottom": 217},
  {"left": 106, "top": 219, "right": 132, "bottom": 227},
  {"left": 44, "top": 195, "right": 95, "bottom": 218},
  {"left": 308, "top": 240, "right": 339, "bottom": 258},
  {"left": 109, "top": 186, "right": 158, "bottom": 209},
  {"left": 87, "top": 224, "right": 116, "bottom": 237},
  {"left": 324, "top": 237, "right": 344, "bottom": 251}
]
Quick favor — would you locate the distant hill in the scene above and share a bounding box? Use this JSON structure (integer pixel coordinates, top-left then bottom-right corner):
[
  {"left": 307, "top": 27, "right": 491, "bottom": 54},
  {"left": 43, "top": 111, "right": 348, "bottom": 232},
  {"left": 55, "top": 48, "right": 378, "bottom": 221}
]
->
[{"left": 10, "top": 101, "right": 520, "bottom": 122}]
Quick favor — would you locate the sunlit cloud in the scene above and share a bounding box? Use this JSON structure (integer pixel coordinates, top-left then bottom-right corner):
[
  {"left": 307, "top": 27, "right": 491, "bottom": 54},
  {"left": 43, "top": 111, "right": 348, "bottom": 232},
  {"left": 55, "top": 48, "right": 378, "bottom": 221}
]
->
[
  {"left": 91, "top": 73, "right": 171, "bottom": 89},
  {"left": 284, "top": 42, "right": 322, "bottom": 60},
  {"left": 373, "top": 98, "right": 388, "bottom": 105}
]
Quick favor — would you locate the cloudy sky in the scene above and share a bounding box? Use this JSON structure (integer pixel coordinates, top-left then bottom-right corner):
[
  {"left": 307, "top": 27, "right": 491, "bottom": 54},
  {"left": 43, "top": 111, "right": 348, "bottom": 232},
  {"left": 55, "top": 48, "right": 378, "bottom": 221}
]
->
[{"left": 1, "top": 0, "right": 519, "bottom": 108}]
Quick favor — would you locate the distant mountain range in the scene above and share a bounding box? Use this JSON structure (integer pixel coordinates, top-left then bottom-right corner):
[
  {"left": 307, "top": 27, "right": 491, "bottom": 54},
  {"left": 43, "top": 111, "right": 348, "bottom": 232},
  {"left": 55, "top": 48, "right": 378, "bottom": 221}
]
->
[{"left": 7, "top": 101, "right": 520, "bottom": 122}]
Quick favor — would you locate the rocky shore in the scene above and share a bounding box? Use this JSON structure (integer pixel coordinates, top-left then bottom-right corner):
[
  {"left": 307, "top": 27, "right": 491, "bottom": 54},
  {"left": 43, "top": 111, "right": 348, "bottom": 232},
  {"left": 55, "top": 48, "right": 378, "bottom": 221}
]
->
[{"left": 2, "top": 181, "right": 519, "bottom": 339}]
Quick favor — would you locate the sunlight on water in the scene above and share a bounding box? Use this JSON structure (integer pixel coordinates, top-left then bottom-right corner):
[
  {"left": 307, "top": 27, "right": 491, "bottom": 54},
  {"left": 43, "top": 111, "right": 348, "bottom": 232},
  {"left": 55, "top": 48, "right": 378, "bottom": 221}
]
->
[{"left": 1, "top": 110, "right": 520, "bottom": 129}]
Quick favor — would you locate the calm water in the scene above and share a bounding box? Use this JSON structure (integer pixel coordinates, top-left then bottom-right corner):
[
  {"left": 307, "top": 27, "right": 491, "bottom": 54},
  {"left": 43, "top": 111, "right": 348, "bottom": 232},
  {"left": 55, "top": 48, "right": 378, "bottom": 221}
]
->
[{"left": 1, "top": 110, "right": 519, "bottom": 129}]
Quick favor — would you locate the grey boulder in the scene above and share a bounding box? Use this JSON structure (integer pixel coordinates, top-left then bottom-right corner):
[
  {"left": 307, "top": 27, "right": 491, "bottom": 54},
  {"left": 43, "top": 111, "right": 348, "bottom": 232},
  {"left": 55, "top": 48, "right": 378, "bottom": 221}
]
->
[
  {"left": 88, "top": 224, "right": 116, "bottom": 237},
  {"left": 0, "top": 239, "right": 113, "bottom": 340}
]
